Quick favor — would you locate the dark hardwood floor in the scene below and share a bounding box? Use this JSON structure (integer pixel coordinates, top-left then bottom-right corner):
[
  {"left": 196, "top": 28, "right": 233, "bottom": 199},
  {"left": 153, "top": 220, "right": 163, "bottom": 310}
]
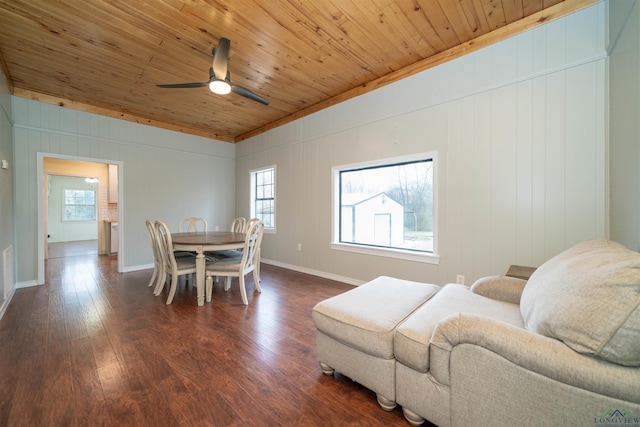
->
[{"left": 0, "top": 254, "right": 429, "bottom": 426}]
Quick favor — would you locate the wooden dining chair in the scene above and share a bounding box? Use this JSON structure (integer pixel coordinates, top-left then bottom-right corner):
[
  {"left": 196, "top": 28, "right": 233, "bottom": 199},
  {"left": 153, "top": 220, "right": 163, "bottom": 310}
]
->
[
  {"left": 176, "top": 216, "right": 207, "bottom": 259},
  {"left": 245, "top": 217, "right": 263, "bottom": 281},
  {"left": 154, "top": 220, "right": 199, "bottom": 305},
  {"left": 204, "top": 220, "right": 264, "bottom": 305},
  {"left": 244, "top": 217, "right": 260, "bottom": 232},
  {"left": 145, "top": 219, "right": 163, "bottom": 291},
  {"left": 179, "top": 216, "right": 207, "bottom": 232},
  {"left": 230, "top": 217, "right": 246, "bottom": 233}
]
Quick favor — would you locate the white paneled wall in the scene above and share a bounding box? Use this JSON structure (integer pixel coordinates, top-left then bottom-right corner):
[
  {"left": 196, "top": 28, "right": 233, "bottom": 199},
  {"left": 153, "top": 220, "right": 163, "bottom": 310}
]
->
[
  {"left": 236, "top": 3, "right": 608, "bottom": 286},
  {"left": 0, "top": 68, "right": 13, "bottom": 310},
  {"left": 12, "top": 99, "right": 235, "bottom": 285},
  {"left": 610, "top": 0, "right": 640, "bottom": 250}
]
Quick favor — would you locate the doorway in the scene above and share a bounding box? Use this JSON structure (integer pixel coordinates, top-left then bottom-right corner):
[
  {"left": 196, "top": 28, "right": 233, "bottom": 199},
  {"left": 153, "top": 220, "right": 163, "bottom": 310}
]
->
[
  {"left": 37, "top": 153, "right": 123, "bottom": 285},
  {"left": 46, "top": 175, "right": 100, "bottom": 258}
]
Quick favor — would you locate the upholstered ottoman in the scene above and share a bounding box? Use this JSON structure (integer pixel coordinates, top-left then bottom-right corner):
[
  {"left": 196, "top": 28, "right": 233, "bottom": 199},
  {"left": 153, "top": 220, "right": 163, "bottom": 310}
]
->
[{"left": 312, "top": 276, "right": 440, "bottom": 410}]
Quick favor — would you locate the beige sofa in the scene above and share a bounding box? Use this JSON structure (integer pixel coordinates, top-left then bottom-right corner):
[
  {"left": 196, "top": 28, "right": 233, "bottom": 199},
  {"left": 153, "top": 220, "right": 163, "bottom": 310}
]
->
[{"left": 314, "top": 240, "right": 640, "bottom": 426}]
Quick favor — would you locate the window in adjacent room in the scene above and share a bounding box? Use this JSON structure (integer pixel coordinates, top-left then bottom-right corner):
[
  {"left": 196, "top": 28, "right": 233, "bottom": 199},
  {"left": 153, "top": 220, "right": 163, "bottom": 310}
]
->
[
  {"left": 250, "top": 166, "right": 276, "bottom": 231},
  {"left": 332, "top": 153, "right": 438, "bottom": 263},
  {"left": 63, "top": 189, "right": 96, "bottom": 221}
]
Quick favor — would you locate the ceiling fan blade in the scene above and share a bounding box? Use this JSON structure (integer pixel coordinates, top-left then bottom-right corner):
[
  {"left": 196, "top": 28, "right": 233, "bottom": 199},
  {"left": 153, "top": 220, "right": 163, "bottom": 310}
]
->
[
  {"left": 231, "top": 85, "right": 269, "bottom": 105},
  {"left": 157, "top": 37, "right": 266, "bottom": 105},
  {"left": 156, "top": 82, "right": 209, "bottom": 89},
  {"left": 212, "top": 37, "right": 230, "bottom": 80}
]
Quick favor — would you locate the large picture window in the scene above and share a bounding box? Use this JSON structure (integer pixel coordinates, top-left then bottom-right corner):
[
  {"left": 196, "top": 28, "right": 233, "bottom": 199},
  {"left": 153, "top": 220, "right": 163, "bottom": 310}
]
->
[
  {"left": 63, "top": 189, "right": 96, "bottom": 221},
  {"left": 332, "top": 153, "right": 438, "bottom": 263},
  {"left": 250, "top": 166, "right": 275, "bottom": 230}
]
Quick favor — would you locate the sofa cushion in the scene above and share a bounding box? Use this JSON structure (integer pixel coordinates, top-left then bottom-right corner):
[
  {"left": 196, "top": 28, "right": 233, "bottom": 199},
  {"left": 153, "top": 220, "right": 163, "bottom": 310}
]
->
[
  {"left": 394, "top": 284, "right": 523, "bottom": 373},
  {"left": 520, "top": 239, "right": 640, "bottom": 366},
  {"left": 312, "top": 276, "right": 440, "bottom": 359}
]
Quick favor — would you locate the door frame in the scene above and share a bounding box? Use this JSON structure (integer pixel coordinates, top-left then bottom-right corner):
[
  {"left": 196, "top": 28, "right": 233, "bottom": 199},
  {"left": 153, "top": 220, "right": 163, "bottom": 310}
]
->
[{"left": 37, "top": 153, "right": 124, "bottom": 284}]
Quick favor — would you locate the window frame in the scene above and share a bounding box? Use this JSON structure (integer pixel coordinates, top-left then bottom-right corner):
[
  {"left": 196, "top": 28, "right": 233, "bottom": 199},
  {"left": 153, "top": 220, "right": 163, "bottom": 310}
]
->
[
  {"left": 63, "top": 188, "right": 97, "bottom": 222},
  {"left": 250, "top": 165, "right": 276, "bottom": 233},
  {"left": 331, "top": 152, "right": 439, "bottom": 264}
]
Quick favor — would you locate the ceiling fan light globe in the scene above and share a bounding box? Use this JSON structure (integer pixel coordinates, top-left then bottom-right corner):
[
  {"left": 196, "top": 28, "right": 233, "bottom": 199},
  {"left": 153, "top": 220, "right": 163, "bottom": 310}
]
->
[{"left": 209, "top": 80, "right": 231, "bottom": 95}]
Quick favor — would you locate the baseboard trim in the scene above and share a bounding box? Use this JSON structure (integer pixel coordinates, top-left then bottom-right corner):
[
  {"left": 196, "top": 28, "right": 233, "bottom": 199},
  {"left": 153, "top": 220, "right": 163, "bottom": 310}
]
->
[
  {"left": 0, "top": 286, "right": 15, "bottom": 321},
  {"left": 261, "top": 258, "right": 365, "bottom": 287},
  {"left": 122, "top": 263, "right": 153, "bottom": 273},
  {"left": 16, "top": 280, "right": 39, "bottom": 289}
]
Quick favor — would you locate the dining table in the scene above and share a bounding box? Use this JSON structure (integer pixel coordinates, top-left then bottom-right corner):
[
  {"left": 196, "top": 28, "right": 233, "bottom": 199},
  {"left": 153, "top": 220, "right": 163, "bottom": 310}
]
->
[{"left": 171, "top": 231, "right": 245, "bottom": 306}]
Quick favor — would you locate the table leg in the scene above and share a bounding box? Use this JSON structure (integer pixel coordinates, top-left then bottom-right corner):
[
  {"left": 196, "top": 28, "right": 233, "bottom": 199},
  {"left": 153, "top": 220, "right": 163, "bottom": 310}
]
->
[{"left": 195, "top": 250, "right": 205, "bottom": 306}]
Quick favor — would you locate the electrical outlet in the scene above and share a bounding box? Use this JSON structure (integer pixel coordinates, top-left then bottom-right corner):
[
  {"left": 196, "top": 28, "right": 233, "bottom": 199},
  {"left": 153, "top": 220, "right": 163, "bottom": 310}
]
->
[
  {"left": 297, "top": 243, "right": 302, "bottom": 251},
  {"left": 456, "top": 274, "right": 465, "bottom": 285}
]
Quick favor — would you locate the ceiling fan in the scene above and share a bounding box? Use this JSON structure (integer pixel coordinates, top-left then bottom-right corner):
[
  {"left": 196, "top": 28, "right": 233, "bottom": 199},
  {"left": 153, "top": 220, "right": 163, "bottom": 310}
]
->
[{"left": 157, "top": 37, "right": 269, "bottom": 105}]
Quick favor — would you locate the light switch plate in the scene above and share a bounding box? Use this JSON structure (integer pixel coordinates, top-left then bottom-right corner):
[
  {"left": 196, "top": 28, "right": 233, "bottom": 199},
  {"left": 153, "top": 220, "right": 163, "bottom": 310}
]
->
[{"left": 1, "top": 160, "right": 8, "bottom": 169}]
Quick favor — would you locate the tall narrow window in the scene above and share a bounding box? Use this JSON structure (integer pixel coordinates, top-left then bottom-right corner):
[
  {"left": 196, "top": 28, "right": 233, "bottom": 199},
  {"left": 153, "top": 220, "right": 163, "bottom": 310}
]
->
[
  {"left": 332, "top": 153, "right": 438, "bottom": 263},
  {"left": 250, "top": 166, "right": 276, "bottom": 230},
  {"left": 63, "top": 189, "right": 96, "bottom": 221}
]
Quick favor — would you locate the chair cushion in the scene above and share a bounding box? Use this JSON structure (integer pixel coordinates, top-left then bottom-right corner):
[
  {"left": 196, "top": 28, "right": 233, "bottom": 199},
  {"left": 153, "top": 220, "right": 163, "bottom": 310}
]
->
[
  {"left": 206, "top": 249, "right": 242, "bottom": 260},
  {"left": 205, "top": 257, "right": 243, "bottom": 273},
  {"left": 312, "top": 276, "right": 440, "bottom": 359},
  {"left": 394, "top": 284, "right": 523, "bottom": 373},
  {"left": 520, "top": 239, "right": 640, "bottom": 366},
  {"left": 175, "top": 255, "right": 197, "bottom": 270}
]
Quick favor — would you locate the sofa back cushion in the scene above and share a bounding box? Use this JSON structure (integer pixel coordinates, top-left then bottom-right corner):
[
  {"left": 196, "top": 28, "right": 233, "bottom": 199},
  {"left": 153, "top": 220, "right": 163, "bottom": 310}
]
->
[{"left": 520, "top": 239, "right": 640, "bottom": 366}]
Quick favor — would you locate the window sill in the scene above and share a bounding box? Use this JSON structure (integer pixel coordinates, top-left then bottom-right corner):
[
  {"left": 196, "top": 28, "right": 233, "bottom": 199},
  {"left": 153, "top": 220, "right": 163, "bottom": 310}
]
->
[{"left": 330, "top": 242, "right": 440, "bottom": 264}]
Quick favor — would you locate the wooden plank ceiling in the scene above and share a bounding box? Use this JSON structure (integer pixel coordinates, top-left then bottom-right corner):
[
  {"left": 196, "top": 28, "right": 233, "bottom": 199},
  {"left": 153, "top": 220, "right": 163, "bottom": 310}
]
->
[{"left": 0, "top": 0, "right": 596, "bottom": 143}]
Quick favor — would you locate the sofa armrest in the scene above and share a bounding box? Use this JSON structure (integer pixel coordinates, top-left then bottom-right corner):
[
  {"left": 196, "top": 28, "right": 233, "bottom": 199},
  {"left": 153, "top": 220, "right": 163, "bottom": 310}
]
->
[
  {"left": 429, "top": 313, "right": 640, "bottom": 402},
  {"left": 469, "top": 275, "right": 526, "bottom": 304}
]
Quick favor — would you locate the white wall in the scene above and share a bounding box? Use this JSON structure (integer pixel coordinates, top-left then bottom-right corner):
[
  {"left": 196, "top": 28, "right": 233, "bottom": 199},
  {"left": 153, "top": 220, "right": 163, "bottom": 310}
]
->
[
  {"left": 236, "top": 3, "right": 609, "bottom": 286},
  {"left": 610, "top": 0, "right": 640, "bottom": 250},
  {"left": 0, "top": 67, "right": 15, "bottom": 310},
  {"left": 12, "top": 98, "right": 236, "bottom": 285}
]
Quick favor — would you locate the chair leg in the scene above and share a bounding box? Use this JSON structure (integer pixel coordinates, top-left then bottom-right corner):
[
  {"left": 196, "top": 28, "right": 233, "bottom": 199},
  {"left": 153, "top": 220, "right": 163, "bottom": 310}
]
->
[
  {"left": 253, "top": 269, "right": 262, "bottom": 293},
  {"left": 148, "top": 266, "right": 158, "bottom": 288},
  {"left": 257, "top": 250, "right": 261, "bottom": 282},
  {"left": 238, "top": 275, "right": 248, "bottom": 305},
  {"left": 224, "top": 277, "right": 231, "bottom": 292},
  {"left": 154, "top": 271, "right": 167, "bottom": 296},
  {"left": 166, "top": 274, "right": 179, "bottom": 305},
  {"left": 205, "top": 275, "right": 213, "bottom": 302}
]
